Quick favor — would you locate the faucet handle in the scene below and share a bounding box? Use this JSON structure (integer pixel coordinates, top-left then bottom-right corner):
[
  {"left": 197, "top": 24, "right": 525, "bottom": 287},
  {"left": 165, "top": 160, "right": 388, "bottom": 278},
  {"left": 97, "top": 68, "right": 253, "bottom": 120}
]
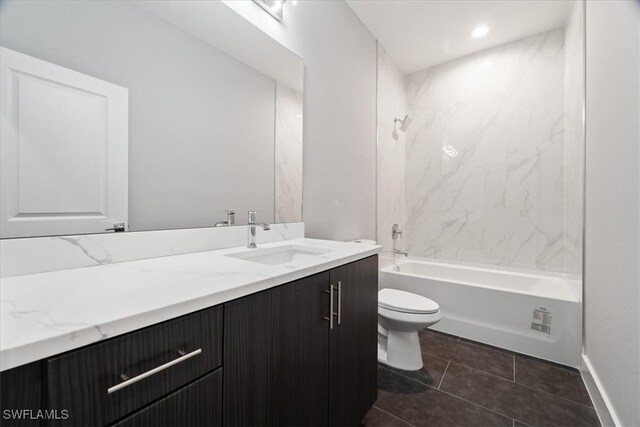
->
[
  {"left": 224, "top": 210, "right": 235, "bottom": 226},
  {"left": 392, "top": 223, "right": 403, "bottom": 240}
]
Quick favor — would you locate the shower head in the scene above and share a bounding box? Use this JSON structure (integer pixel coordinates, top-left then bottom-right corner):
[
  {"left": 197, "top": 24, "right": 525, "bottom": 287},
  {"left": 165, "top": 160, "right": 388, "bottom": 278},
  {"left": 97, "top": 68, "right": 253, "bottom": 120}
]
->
[{"left": 394, "top": 115, "right": 411, "bottom": 132}]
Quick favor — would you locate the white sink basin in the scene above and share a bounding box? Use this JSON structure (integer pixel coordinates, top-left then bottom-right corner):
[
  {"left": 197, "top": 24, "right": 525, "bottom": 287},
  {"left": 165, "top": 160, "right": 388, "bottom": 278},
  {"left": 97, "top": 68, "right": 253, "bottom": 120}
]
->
[{"left": 226, "top": 244, "right": 333, "bottom": 265}]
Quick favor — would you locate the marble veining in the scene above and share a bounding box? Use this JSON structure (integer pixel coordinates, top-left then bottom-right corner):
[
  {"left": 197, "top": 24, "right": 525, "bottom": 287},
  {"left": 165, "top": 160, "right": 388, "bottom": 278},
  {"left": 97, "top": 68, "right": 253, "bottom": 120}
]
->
[
  {"left": 0, "top": 238, "right": 381, "bottom": 371},
  {"left": 399, "top": 28, "right": 569, "bottom": 272},
  {"left": 0, "top": 222, "right": 304, "bottom": 278},
  {"left": 275, "top": 83, "right": 303, "bottom": 224}
]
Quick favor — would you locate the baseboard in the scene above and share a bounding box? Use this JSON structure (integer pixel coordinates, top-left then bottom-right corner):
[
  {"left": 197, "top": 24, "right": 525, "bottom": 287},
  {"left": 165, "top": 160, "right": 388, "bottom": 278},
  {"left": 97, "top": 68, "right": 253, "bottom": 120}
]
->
[{"left": 580, "top": 354, "right": 621, "bottom": 427}]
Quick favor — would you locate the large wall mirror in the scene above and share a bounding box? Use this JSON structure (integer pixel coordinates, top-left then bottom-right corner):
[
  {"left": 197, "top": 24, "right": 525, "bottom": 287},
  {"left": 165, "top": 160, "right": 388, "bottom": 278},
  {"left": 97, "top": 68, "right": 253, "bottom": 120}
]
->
[{"left": 0, "top": 0, "right": 303, "bottom": 238}]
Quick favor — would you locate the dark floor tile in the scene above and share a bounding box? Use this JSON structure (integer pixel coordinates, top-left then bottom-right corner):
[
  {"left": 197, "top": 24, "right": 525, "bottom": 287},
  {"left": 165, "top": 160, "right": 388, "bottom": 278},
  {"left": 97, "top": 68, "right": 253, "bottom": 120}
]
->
[
  {"left": 378, "top": 365, "right": 431, "bottom": 395},
  {"left": 514, "top": 356, "right": 592, "bottom": 406},
  {"left": 380, "top": 353, "right": 450, "bottom": 388},
  {"left": 423, "top": 327, "right": 460, "bottom": 340},
  {"left": 458, "top": 337, "right": 519, "bottom": 356},
  {"left": 375, "top": 366, "right": 512, "bottom": 427},
  {"left": 440, "top": 363, "right": 600, "bottom": 427},
  {"left": 419, "top": 330, "right": 514, "bottom": 381},
  {"left": 361, "top": 406, "right": 413, "bottom": 426},
  {"left": 514, "top": 420, "right": 531, "bottom": 427}
]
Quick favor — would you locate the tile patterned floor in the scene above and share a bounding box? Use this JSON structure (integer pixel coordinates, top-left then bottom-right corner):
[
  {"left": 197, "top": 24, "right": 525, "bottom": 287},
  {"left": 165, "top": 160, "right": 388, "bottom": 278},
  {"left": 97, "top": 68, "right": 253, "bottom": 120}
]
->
[{"left": 362, "top": 330, "right": 600, "bottom": 427}]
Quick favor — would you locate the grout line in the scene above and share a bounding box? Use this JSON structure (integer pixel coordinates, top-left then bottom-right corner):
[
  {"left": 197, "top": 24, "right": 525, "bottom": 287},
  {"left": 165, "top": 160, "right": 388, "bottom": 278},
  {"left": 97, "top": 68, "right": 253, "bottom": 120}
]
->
[
  {"left": 512, "top": 419, "right": 515, "bottom": 427},
  {"left": 427, "top": 329, "right": 582, "bottom": 375},
  {"left": 436, "top": 387, "right": 515, "bottom": 423},
  {"left": 419, "top": 350, "right": 450, "bottom": 365},
  {"left": 379, "top": 365, "right": 434, "bottom": 388},
  {"left": 422, "top": 343, "right": 588, "bottom": 407},
  {"left": 372, "top": 405, "right": 416, "bottom": 427},
  {"left": 380, "top": 365, "right": 515, "bottom": 422},
  {"left": 446, "top": 361, "right": 596, "bottom": 409},
  {"left": 420, "top": 348, "right": 514, "bottom": 382},
  {"left": 513, "top": 418, "right": 535, "bottom": 427},
  {"left": 438, "top": 361, "right": 450, "bottom": 390}
]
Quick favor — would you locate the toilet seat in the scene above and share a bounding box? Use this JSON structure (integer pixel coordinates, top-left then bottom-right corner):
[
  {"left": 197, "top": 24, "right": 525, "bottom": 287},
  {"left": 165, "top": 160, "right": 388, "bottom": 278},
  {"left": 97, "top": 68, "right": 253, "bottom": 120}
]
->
[
  {"left": 378, "top": 306, "right": 442, "bottom": 324},
  {"left": 378, "top": 288, "right": 439, "bottom": 314}
]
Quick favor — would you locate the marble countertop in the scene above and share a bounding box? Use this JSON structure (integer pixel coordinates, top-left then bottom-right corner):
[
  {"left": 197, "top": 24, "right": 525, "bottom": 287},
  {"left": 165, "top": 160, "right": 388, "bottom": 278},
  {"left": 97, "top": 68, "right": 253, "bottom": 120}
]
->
[{"left": 0, "top": 238, "right": 381, "bottom": 371}]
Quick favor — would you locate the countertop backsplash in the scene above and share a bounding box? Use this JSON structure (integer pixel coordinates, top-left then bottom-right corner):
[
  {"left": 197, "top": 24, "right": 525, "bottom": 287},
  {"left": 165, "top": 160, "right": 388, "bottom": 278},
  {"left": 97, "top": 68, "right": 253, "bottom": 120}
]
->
[{"left": 0, "top": 222, "right": 304, "bottom": 278}]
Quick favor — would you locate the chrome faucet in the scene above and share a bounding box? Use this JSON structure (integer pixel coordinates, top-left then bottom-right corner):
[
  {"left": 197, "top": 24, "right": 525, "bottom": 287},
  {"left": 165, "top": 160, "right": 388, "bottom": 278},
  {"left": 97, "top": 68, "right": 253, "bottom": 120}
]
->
[
  {"left": 391, "top": 224, "right": 408, "bottom": 257},
  {"left": 393, "top": 249, "right": 409, "bottom": 257},
  {"left": 215, "top": 210, "right": 235, "bottom": 227},
  {"left": 247, "top": 211, "right": 271, "bottom": 248}
]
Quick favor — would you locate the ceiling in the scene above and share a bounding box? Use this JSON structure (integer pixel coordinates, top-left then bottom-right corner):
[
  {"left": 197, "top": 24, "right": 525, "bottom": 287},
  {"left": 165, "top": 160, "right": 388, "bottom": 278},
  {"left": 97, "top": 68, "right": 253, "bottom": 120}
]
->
[
  {"left": 345, "top": 0, "right": 570, "bottom": 74},
  {"left": 133, "top": 1, "right": 303, "bottom": 92}
]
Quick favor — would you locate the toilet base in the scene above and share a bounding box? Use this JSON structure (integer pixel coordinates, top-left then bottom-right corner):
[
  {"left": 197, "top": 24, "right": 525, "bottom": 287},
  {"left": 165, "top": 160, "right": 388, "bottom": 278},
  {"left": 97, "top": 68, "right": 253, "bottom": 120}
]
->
[{"left": 377, "top": 329, "right": 423, "bottom": 371}]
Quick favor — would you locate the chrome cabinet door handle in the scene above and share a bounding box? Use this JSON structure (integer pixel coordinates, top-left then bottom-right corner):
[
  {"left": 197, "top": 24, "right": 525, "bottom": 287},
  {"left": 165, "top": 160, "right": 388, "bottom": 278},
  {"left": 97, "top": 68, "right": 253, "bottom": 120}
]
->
[
  {"left": 337, "top": 281, "right": 342, "bottom": 325},
  {"left": 323, "top": 286, "right": 334, "bottom": 330},
  {"left": 107, "top": 348, "right": 202, "bottom": 394}
]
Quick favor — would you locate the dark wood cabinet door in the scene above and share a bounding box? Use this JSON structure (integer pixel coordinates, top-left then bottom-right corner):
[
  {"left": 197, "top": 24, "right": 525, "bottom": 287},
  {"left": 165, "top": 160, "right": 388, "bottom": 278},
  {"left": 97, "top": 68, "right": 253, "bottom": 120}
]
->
[
  {"left": 223, "top": 272, "right": 330, "bottom": 426},
  {"left": 111, "top": 369, "right": 222, "bottom": 427},
  {"left": 328, "top": 255, "right": 378, "bottom": 426},
  {"left": 0, "top": 361, "right": 43, "bottom": 427}
]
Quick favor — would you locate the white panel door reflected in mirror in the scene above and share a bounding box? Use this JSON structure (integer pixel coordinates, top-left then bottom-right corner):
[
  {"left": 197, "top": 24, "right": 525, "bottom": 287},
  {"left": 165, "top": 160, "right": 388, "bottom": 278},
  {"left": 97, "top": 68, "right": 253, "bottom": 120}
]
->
[{"left": 0, "top": 47, "right": 129, "bottom": 238}]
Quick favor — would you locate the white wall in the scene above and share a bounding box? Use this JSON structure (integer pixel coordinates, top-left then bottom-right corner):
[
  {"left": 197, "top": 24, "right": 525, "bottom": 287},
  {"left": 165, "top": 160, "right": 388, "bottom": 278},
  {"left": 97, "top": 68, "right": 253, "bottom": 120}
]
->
[
  {"left": 224, "top": 1, "right": 377, "bottom": 241},
  {"left": 584, "top": 1, "right": 640, "bottom": 426}
]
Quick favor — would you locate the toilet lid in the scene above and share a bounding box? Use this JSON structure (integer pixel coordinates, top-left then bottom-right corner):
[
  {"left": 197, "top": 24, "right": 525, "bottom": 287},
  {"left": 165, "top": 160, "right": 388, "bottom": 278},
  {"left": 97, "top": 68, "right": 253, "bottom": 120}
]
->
[{"left": 378, "top": 289, "right": 440, "bottom": 314}]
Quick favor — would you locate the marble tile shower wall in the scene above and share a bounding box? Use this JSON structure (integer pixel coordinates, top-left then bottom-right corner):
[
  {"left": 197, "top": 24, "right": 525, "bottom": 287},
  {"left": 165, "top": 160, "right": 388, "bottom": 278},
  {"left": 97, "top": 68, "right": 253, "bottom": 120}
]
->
[
  {"left": 377, "top": 44, "right": 406, "bottom": 254},
  {"left": 377, "top": 27, "right": 583, "bottom": 274},
  {"left": 405, "top": 28, "right": 566, "bottom": 272},
  {"left": 275, "top": 82, "right": 303, "bottom": 224}
]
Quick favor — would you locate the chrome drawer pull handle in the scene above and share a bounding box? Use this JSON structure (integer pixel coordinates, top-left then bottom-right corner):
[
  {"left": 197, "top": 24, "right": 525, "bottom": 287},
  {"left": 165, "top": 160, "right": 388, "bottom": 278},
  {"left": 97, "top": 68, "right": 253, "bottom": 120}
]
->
[
  {"left": 323, "top": 286, "right": 334, "bottom": 329},
  {"left": 337, "top": 281, "right": 342, "bottom": 325},
  {"left": 107, "top": 348, "right": 202, "bottom": 395}
]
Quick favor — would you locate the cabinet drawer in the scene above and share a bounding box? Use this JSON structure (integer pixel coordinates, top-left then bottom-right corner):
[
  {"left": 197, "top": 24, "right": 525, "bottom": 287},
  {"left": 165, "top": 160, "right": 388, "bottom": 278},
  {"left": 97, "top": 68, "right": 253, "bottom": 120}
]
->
[
  {"left": 46, "top": 306, "right": 222, "bottom": 426},
  {"left": 112, "top": 368, "right": 222, "bottom": 427}
]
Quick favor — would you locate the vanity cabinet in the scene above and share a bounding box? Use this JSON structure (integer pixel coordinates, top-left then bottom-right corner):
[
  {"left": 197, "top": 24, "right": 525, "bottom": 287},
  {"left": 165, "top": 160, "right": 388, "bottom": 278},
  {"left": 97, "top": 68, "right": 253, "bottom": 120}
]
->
[
  {"left": 46, "top": 306, "right": 223, "bottom": 426},
  {"left": 224, "top": 255, "right": 378, "bottom": 426},
  {"left": 0, "top": 361, "right": 42, "bottom": 427},
  {"left": 0, "top": 255, "right": 378, "bottom": 427},
  {"left": 223, "top": 271, "right": 330, "bottom": 426},
  {"left": 328, "top": 256, "right": 379, "bottom": 426},
  {"left": 111, "top": 369, "right": 222, "bottom": 427}
]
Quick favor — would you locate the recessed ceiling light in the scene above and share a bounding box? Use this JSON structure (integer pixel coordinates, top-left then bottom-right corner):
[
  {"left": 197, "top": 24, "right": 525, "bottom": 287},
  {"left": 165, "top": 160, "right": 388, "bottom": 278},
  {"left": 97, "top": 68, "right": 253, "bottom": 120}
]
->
[{"left": 471, "top": 26, "right": 490, "bottom": 39}]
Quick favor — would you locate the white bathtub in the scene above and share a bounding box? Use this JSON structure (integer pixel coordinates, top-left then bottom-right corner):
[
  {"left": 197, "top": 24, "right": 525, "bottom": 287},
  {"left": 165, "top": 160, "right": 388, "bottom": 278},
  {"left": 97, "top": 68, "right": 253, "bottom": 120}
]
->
[{"left": 380, "top": 258, "right": 582, "bottom": 367}]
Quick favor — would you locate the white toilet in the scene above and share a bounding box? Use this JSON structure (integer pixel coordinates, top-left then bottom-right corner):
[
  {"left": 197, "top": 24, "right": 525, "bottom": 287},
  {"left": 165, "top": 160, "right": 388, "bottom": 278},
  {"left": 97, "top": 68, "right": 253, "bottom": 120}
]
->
[{"left": 377, "top": 288, "right": 441, "bottom": 371}]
